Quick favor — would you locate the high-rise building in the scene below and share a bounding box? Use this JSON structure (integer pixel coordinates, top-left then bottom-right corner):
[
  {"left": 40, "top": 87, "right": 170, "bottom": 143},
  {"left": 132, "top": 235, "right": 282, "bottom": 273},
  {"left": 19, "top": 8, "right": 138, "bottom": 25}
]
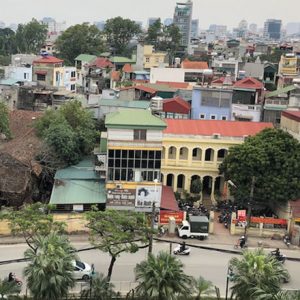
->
[
  {"left": 148, "top": 18, "right": 160, "bottom": 27},
  {"left": 263, "top": 19, "right": 282, "bottom": 40},
  {"left": 173, "top": 0, "right": 193, "bottom": 50},
  {"left": 191, "top": 19, "right": 199, "bottom": 39},
  {"left": 164, "top": 18, "right": 173, "bottom": 26},
  {"left": 42, "top": 17, "right": 66, "bottom": 34}
]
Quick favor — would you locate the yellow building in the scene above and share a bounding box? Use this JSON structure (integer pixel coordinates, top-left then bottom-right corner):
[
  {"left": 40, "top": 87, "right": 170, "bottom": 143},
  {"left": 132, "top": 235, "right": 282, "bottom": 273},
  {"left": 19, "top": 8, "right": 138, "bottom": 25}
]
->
[
  {"left": 138, "top": 45, "right": 168, "bottom": 69},
  {"left": 161, "top": 119, "right": 273, "bottom": 203},
  {"left": 279, "top": 53, "right": 298, "bottom": 76}
]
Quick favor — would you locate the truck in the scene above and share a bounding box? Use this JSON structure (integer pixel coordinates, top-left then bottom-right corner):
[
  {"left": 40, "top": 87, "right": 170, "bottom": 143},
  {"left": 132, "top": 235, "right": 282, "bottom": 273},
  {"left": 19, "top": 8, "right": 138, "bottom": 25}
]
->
[{"left": 178, "top": 215, "right": 209, "bottom": 240}]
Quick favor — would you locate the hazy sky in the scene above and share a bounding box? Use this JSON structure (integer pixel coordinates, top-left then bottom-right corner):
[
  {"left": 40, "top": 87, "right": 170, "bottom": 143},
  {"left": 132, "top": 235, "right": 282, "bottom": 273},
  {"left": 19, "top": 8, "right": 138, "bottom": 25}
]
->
[{"left": 1, "top": 0, "right": 300, "bottom": 29}]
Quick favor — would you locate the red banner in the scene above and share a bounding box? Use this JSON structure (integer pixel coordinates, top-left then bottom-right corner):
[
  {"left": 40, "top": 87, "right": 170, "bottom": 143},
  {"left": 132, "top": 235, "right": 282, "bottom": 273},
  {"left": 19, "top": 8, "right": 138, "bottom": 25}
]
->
[
  {"left": 160, "top": 211, "right": 184, "bottom": 224},
  {"left": 250, "top": 217, "right": 287, "bottom": 225}
]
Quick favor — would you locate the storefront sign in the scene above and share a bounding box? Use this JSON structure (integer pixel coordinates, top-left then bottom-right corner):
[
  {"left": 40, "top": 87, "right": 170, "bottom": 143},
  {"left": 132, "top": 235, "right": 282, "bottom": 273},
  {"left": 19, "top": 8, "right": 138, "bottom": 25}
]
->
[
  {"left": 135, "top": 185, "right": 162, "bottom": 208},
  {"left": 159, "top": 211, "right": 184, "bottom": 224},
  {"left": 107, "top": 189, "right": 135, "bottom": 207},
  {"left": 237, "top": 210, "right": 247, "bottom": 221},
  {"left": 250, "top": 217, "right": 287, "bottom": 225}
]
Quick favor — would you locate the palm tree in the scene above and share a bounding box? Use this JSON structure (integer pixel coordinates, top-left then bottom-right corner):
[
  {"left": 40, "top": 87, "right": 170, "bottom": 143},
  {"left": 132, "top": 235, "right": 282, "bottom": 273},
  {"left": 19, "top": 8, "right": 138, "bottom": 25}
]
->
[
  {"left": 24, "top": 233, "right": 77, "bottom": 300},
  {"left": 0, "top": 278, "right": 21, "bottom": 299},
  {"left": 229, "top": 249, "right": 289, "bottom": 300},
  {"left": 254, "top": 289, "right": 300, "bottom": 300},
  {"left": 81, "top": 273, "right": 119, "bottom": 300},
  {"left": 192, "top": 276, "right": 215, "bottom": 300},
  {"left": 135, "top": 251, "right": 192, "bottom": 300}
]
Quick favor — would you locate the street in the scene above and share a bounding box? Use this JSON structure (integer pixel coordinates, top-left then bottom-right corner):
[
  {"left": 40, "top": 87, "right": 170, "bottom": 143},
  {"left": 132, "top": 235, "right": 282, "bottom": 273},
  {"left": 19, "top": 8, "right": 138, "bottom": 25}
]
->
[{"left": 0, "top": 241, "right": 299, "bottom": 296}]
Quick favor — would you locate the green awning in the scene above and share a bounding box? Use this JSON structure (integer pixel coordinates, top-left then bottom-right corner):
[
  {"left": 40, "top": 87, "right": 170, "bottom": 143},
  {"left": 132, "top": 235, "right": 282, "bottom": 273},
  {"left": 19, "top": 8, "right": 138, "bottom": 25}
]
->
[
  {"left": 265, "top": 85, "right": 296, "bottom": 98},
  {"left": 50, "top": 180, "right": 106, "bottom": 205}
]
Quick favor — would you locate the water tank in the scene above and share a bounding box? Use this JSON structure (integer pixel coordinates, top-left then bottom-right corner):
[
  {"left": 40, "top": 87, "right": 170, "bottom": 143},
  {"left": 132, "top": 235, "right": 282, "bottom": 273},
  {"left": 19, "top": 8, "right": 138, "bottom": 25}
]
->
[{"left": 151, "top": 96, "right": 163, "bottom": 111}]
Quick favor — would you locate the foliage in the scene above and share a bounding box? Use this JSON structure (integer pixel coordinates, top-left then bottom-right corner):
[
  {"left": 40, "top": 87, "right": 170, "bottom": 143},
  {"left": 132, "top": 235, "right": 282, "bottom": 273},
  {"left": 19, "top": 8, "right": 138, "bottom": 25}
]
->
[
  {"left": 0, "top": 102, "right": 11, "bottom": 139},
  {"left": 104, "top": 17, "right": 141, "bottom": 55},
  {"left": 0, "top": 55, "right": 10, "bottom": 66},
  {"left": 219, "top": 128, "right": 300, "bottom": 210},
  {"left": 0, "top": 28, "right": 16, "bottom": 56},
  {"left": 15, "top": 19, "right": 47, "bottom": 54},
  {"left": 190, "top": 178, "right": 202, "bottom": 194},
  {"left": 0, "top": 278, "right": 21, "bottom": 299},
  {"left": 86, "top": 209, "right": 151, "bottom": 282},
  {"left": 145, "top": 19, "right": 162, "bottom": 49},
  {"left": 135, "top": 251, "right": 192, "bottom": 300},
  {"left": 192, "top": 276, "right": 215, "bottom": 300},
  {"left": 229, "top": 249, "right": 289, "bottom": 300},
  {"left": 0, "top": 202, "right": 65, "bottom": 253},
  {"left": 81, "top": 273, "right": 119, "bottom": 300},
  {"left": 254, "top": 289, "right": 300, "bottom": 300},
  {"left": 35, "top": 100, "right": 97, "bottom": 166},
  {"left": 260, "top": 49, "right": 287, "bottom": 64},
  {"left": 24, "top": 233, "right": 76, "bottom": 300},
  {"left": 56, "top": 23, "right": 105, "bottom": 65}
]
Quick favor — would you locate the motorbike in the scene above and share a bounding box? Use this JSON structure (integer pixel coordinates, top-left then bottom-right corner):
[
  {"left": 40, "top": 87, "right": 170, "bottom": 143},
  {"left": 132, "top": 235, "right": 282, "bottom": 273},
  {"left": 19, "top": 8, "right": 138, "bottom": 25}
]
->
[
  {"left": 270, "top": 252, "right": 286, "bottom": 264},
  {"left": 8, "top": 273, "right": 23, "bottom": 287},
  {"left": 173, "top": 244, "right": 191, "bottom": 255},
  {"left": 283, "top": 235, "right": 291, "bottom": 247}
]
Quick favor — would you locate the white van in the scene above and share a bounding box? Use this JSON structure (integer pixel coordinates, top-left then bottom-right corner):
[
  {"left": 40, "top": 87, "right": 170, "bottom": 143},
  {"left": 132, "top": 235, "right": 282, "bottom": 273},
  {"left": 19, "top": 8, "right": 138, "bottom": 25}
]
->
[{"left": 72, "top": 260, "right": 92, "bottom": 281}]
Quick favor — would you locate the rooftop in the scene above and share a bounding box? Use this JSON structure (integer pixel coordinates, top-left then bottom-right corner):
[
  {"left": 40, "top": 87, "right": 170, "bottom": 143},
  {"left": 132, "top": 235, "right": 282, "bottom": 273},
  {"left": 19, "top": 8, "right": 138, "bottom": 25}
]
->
[
  {"left": 163, "top": 96, "right": 191, "bottom": 114},
  {"left": 33, "top": 56, "right": 63, "bottom": 64},
  {"left": 75, "top": 54, "right": 97, "bottom": 63},
  {"left": 99, "top": 99, "right": 151, "bottom": 109},
  {"left": 89, "top": 57, "right": 114, "bottom": 68},
  {"left": 163, "top": 119, "right": 273, "bottom": 137},
  {"left": 233, "top": 77, "right": 264, "bottom": 90},
  {"left": 105, "top": 109, "right": 166, "bottom": 130},
  {"left": 265, "top": 85, "right": 296, "bottom": 98},
  {"left": 122, "top": 63, "right": 133, "bottom": 73},
  {"left": 281, "top": 110, "right": 300, "bottom": 122},
  {"left": 181, "top": 59, "right": 209, "bottom": 70}
]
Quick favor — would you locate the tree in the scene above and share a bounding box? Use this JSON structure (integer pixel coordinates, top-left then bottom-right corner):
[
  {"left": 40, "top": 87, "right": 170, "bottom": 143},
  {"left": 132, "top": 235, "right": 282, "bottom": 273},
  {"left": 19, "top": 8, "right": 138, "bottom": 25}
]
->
[
  {"left": 0, "top": 278, "right": 21, "bottom": 299},
  {"left": 81, "top": 273, "right": 119, "bottom": 300},
  {"left": 135, "top": 251, "right": 192, "bottom": 300},
  {"left": 104, "top": 17, "right": 141, "bottom": 55},
  {"left": 1, "top": 202, "right": 65, "bottom": 253},
  {"left": 145, "top": 19, "right": 162, "bottom": 49},
  {"left": 86, "top": 209, "right": 151, "bottom": 282},
  {"left": 192, "top": 276, "right": 215, "bottom": 300},
  {"left": 0, "top": 102, "right": 11, "bottom": 139},
  {"left": 0, "top": 28, "right": 16, "bottom": 56},
  {"left": 260, "top": 49, "right": 287, "bottom": 64},
  {"left": 229, "top": 249, "right": 289, "bottom": 300},
  {"left": 219, "top": 128, "right": 300, "bottom": 210},
  {"left": 15, "top": 19, "right": 47, "bottom": 54},
  {"left": 24, "top": 233, "right": 76, "bottom": 300},
  {"left": 35, "top": 100, "right": 97, "bottom": 166},
  {"left": 190, "top": 178, "right": 202, "bottom": 194},
  {"left": 254, "top": 289, "right": 300, "bottom": 300},
  {"left": 56, "top": 23, "right": 105, "bottom": 65}
]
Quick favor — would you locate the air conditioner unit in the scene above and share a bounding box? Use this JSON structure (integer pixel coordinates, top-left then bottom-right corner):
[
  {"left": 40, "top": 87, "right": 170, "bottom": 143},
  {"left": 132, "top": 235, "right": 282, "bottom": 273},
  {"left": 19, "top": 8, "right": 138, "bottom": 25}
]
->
[{"left": 116, "top": 184, "right": 123, "bottom": 189}]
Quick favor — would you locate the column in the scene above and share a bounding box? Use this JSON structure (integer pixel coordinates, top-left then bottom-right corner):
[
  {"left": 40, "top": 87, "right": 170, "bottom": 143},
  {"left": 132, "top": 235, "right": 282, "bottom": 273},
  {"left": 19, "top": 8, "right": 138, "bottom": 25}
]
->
[
  {"left": 175, "top": 147, "right": 180, "bottom": 166},
  {"left": 210, "top": 177, "right": 216, "bottom": 204},
  {"left": 173, "top": 175, "right": 178, "bottom": 192},
  {"left": 162, "top": 173, "right": 167, "bottom": 186},
  {"left": 164, "top": 147, "right": 168, "bottom": 166},
  {"left": 187, "top": 148, "right": 192, "bottom": 166},
  {"left": 184, "top": 176, "right": 191, "bottom": 193}
]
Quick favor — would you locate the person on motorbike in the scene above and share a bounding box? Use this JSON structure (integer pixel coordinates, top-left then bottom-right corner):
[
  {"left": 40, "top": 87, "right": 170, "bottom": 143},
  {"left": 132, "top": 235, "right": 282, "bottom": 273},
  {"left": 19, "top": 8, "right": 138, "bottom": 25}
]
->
[
  {"left": 180, "top": 242, "right": 186, "bottom": 252},
  {"left": 239, "top": 236, "right": 246, "bottom": 248},
  {"left": 8, "top": 272, "right": 15, "bottom": 282},
  {"left": 271, "top": 248, "right": 281, "bottom": 258}
]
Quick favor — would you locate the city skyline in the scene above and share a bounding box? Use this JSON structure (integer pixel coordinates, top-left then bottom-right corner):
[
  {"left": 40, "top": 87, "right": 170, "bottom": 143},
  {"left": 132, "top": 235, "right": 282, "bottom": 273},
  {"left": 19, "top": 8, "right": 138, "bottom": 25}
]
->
[{"left": 0, "top": 0, "right": 299, "bottom": 30}]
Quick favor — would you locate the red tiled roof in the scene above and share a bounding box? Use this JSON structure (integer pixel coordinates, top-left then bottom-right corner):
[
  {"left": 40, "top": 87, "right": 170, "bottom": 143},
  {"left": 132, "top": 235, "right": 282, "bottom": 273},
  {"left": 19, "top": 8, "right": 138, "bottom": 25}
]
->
[
  {"left": 33, "top": 56, "right": 63, "bottom": 64},
  {"left": 111, "top": 71, "right": 120, "bottom": 81},
  {"left": 90, "top": 57, "right": 113, "bottom": 68},
  {"left": 161, "top": 186, "right": 179, "bottom": 211},
  {"left": 181, "top": 59, "right": 208, "bottom": 70},
  {"left": 233, "top": 77, "right": 263, "bottom": 90},
  {"left": 211, "top": 77, "right": 225, "bottom": 84},
  {"left": 35, "top": 70, "right": 47, "bottom": 75},
  {"left": 163, "top": 119, "right": 273, "bottom": 137},
  {"left": 135, "top": 85, "right": 156, "bottom": 94},
  {"left": 281, "top": 110, "right": 300, "bottom": 122},
  {"left": 163, "top": 97, "right": 191, "bottom": 114},
  {"left": 122, "top": 63, "right": 133, "bottom": 73},
  {"left": 156, "top": 81, "right": 189, "bottom": 89}
]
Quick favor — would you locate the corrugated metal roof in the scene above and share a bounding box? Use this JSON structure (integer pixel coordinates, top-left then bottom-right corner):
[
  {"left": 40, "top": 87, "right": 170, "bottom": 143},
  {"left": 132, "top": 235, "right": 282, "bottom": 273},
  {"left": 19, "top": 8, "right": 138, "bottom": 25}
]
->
[
  {"left": 50, "top": 180, "right": 106, "bottom": 205},
  {"left": 75, "top": 54, "right": 97, "bottom": 62},
  {"left": 110, "top": 55, "right": 136, "bottom": 63},
  {"left": 265, "top": 85, "right": 296, "bottom": 98}
]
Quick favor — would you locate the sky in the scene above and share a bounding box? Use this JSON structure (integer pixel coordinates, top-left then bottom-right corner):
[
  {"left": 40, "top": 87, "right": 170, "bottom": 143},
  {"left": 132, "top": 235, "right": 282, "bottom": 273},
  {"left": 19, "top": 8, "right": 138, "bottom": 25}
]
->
[{"left": 1, "top": 0, "right": 300, "bottom": 29}]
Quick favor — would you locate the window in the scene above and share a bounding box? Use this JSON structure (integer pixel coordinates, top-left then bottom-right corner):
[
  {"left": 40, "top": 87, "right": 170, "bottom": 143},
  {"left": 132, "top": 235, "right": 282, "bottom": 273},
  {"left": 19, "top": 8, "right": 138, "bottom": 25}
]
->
[
  {"left": 210, "top": 114, "right": 216, "bottom": 120},
  {"left": 37, "top": 74, "right": 46, "bottom": 81},
  {"left": 145, "top": 57, "right": 150, "bottom": 63},
  {"left": 24, "top": 73, "right": 29, "bottom": 80},
  {"left": 134, "top": 129, "right": 146, "bottom": 140},
  {"left": 199, "top": 113, "right": 205, "bottom": 119},
  {"left": 71, "top": 84, "right": 76, "bottom": 91},
  {"left": 221, "top": 115, "right": 227, "bottom": 120},
  {"left": 71, "top": 71, "right": 76, "bottom": 78}
]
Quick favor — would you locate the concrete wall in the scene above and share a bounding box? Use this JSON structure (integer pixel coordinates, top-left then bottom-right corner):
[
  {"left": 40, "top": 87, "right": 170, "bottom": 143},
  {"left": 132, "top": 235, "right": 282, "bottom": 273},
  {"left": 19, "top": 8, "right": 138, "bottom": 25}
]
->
[{"left": 150, "top": 68, "right": 185, "bottom": 83}]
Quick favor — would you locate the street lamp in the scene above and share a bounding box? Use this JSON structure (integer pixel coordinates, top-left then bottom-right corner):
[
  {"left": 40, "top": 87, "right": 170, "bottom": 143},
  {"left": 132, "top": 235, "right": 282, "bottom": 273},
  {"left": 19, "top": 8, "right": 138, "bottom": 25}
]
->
[
  {"left": 225, "top": 265, "right": 234, "bottom": 300},
  {"left": 148, "top": 178, "right": 159, "bottom": 255}
]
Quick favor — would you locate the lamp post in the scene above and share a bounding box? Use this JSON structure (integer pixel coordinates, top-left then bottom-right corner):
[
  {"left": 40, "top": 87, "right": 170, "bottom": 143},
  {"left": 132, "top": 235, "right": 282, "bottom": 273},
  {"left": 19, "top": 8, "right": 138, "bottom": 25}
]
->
[
  {"left": 148, "top": 178, "right": 159, "bottom": 255},
  {"left": 225, "top": 265, "right": 234, "bottom": 300}
]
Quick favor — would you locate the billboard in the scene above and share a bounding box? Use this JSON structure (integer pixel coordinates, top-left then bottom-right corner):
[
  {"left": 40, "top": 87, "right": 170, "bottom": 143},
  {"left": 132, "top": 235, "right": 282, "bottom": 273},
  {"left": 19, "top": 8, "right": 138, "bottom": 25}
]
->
[
  {"left": 159, "top": 211, "right": 184, "bottom": 224},
  {"left": 107, "top": 189, "right": 135, "bottom": 207},
  {"left": 135, "top": 185, "right": 162, "bottom": 208}
]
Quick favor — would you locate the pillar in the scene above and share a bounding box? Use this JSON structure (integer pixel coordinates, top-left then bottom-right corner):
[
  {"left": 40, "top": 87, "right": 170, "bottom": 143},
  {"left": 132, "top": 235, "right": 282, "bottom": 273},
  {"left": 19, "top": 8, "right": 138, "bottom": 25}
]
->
[
  {"left": 162, "top": 173, "right": 167, "bottom": 186},
  {"left": 187, "top": 148, "right": 192, "bottom": 166},
  {"left": 175, "top": 147, "right": 180, "bottom": 165},
  {"left": 184, "top": 176, "right": 191, "bottom": 192},
  {"left": 173, "top": 175, "right": 178, "bottom": 192},
  {"left": 210, "top": 177, "right": 216, "bottom": 204}
]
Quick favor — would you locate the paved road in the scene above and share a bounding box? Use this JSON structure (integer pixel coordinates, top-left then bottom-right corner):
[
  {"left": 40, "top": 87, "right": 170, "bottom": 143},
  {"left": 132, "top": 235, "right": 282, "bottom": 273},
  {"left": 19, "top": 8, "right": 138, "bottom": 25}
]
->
[{"left": 0, "top": 241, "right": 299, "bottom": 296}]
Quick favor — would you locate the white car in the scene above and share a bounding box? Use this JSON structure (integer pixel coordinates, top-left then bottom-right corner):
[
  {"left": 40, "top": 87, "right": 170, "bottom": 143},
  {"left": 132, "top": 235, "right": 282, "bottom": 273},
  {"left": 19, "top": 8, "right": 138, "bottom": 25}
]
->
[{"left": 72, "top": 260, "right": 93, "bottom": 281}]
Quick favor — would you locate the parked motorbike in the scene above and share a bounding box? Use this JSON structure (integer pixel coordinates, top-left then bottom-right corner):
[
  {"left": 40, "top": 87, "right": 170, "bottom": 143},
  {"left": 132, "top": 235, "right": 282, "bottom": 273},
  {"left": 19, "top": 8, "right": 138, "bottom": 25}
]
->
[
  {"left": 173, "top": 244, "right": 191, "bottom": 255},
  {"left": 283, "top": 235, "right": 291, "bottom": 247}
]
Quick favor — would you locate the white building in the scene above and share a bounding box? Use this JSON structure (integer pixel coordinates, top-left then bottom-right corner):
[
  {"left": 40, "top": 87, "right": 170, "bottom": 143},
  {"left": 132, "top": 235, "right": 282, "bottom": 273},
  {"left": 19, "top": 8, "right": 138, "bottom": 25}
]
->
[
  {"left": 4, "top": 66, "right": 32, "bottom": 82},
  {"left": 64, "top": 67, "right": 77, "bottom": 92}
]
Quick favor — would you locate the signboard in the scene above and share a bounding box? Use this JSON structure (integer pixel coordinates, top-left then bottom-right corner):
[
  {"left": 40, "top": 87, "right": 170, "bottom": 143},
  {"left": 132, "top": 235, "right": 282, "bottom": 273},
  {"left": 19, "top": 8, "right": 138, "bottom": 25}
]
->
[
  {"left": 159, "top": 211, "right": 184, "bottom": 224},
  {"left": 135, "top": 185, "right": 162, "bottom": 208},
  {"left": 237, "top": 210, "right": 247, "bottom": 221},
  {"left": 250, "top": 217, "right": 287, "bottom": 225},
  {"left": 106, "top": 189, "right": 135, "bottom": 207}
]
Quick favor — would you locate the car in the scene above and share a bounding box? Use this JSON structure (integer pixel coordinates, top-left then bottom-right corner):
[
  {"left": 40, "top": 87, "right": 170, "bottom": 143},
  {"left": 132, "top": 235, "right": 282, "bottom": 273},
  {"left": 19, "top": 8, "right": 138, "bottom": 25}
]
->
[{"left": 72, "top": 260, "right": 93, "bottom": 281}]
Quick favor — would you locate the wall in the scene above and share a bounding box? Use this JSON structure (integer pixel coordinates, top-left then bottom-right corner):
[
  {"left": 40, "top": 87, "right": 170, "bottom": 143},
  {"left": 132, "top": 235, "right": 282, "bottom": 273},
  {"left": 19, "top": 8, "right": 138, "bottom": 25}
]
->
[
  {"left": 5, "top": 66, "right": 32, "bottom": 82},
  {"left": 231, "top": 104, "right": 261, "bottom": 122},
  {"left": 0, "top": 85, "right": 18, "bottom": 110},
  {"left": 150, "top": 68, "right": 185, "bottom": 83},
  {"left": 281, "top": 115, "right": 300, "bottom": 141}
]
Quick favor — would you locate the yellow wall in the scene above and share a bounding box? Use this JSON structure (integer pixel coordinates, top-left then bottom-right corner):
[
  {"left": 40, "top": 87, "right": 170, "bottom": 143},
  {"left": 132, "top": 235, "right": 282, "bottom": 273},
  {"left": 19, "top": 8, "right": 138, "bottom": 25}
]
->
[
  {"left": 279, "top": 56, "right": 298, "bottom": 75},
  {"left": 143, "top": 45, "right": 167, "bottom": 69},
  {"left": 281, "top": 115, "right": 300, "bottom": 141}
]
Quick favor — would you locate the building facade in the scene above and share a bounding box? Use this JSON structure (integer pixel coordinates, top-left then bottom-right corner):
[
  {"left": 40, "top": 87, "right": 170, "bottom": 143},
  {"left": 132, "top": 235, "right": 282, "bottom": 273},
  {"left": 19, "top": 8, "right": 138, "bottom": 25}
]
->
[{"left": 263, "top": 19, "right": 282, "bottom": 40}]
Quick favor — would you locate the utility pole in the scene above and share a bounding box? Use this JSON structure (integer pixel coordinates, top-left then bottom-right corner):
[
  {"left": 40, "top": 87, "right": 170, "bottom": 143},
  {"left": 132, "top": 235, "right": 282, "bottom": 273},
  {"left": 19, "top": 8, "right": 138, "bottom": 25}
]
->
[
  {"left": 244, "top": 176, "right": 255, "bottom": 236},
  {"left": 148, "top": 201, "right": 156, "bottom": 255}
]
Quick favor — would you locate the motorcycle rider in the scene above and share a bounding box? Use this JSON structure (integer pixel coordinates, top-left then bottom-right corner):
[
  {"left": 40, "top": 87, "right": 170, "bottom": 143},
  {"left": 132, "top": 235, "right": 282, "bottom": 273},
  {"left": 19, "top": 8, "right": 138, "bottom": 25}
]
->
[
  {"left": 180, "top": 242, "right": 186, "bottom": 253},
  {"left": 8, "top": 272, "right": 15, "bottom": 282},
  {"left": 239, "top": 235, "right": 246, "bottom": 248},
  {"left": 271, "top": 248, "right": 281, "bottom": 258}
]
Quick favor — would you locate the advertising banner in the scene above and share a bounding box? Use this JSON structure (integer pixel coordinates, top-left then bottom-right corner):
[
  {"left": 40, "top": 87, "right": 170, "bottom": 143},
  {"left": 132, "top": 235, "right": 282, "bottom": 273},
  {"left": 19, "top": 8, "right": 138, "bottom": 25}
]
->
[
  {"left": 135, "top": 185, "right": 162, "bottom": 208},
  {"left": 159, "top": 211, "right": 184, "bottom": 224},
  {"left": 237, "top": 210, "right": 247, "bottom": 221},
  {"left": 250, "top": 217, "right": 287, "bottom": 225},
  {"left": 107, "top": 189, "right": 135, "bottom": 207}
]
